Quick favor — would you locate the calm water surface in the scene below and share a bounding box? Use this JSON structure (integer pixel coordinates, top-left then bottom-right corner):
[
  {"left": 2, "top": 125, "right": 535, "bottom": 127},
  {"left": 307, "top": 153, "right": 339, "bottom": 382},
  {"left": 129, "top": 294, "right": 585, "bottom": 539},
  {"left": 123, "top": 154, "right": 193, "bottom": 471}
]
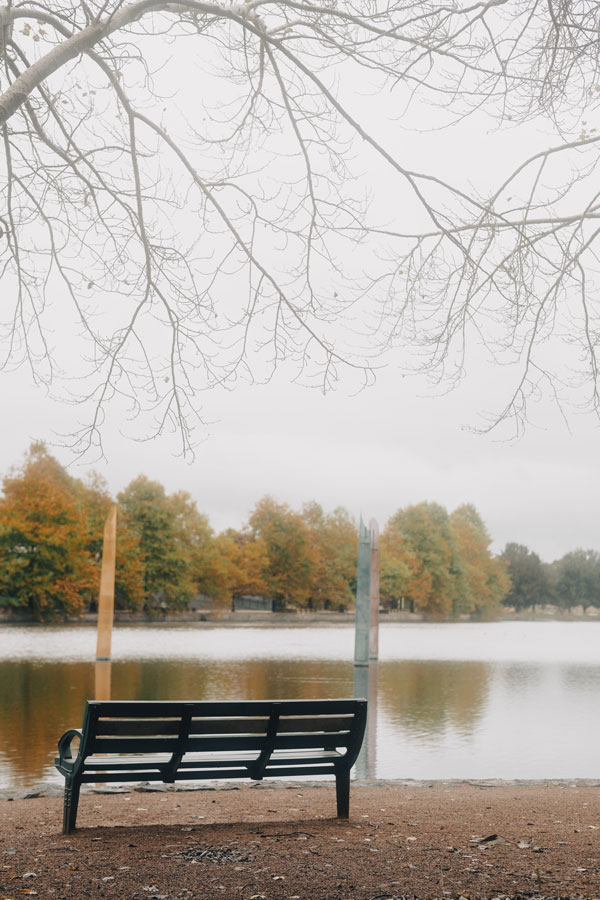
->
[{"left": 1, "top": 621, "right": 599, "bottom": 788}]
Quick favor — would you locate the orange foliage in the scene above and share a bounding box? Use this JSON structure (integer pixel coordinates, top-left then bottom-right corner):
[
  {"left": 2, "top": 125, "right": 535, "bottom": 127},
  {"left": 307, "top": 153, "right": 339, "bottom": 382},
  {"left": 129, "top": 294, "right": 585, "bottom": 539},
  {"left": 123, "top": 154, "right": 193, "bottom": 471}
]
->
[{"left": 0, "top": 443, "right": 96, "bottom": 618}]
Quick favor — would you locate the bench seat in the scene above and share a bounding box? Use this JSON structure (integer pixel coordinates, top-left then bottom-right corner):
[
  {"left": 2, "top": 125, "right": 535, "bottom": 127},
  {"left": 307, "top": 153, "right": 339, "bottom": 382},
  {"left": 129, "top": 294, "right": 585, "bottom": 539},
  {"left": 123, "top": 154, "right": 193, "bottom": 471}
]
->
[{"left": 55, "top": 699, "right": 367, "bottom": 832}]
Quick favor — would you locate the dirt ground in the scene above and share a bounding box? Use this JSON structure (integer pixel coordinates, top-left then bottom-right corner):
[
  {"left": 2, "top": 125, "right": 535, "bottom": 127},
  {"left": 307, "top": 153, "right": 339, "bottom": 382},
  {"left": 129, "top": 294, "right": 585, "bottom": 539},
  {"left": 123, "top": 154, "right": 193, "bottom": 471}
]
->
[{"left": 1, "top": 781, "right": 600, "bottom": 900}]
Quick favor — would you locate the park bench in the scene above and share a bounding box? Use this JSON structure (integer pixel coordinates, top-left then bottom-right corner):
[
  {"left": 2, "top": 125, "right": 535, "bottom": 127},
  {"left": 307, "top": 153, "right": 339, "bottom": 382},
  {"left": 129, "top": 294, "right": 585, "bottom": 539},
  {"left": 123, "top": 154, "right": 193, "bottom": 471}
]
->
[{"left": 55, "top": 698, "right": 367, "bottom": 833}]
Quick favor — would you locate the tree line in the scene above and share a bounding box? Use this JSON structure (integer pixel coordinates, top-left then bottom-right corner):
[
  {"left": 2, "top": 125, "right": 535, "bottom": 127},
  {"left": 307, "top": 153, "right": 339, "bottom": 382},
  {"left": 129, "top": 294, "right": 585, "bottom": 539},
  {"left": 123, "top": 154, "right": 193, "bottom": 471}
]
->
[
  {"left": 500, "top": 544, "right": 600, "bottom": 614},
  {"left": 0, "top": 444, "right": 596, "bottom": 621}
]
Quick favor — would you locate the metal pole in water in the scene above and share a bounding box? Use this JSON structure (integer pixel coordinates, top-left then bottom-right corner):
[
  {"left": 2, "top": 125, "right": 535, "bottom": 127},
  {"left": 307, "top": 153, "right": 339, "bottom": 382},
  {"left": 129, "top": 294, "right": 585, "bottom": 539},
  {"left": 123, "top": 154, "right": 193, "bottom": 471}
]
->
[
  {"left": 95, "top": 505, "right": 117, "bottom": 662},
  {"left": 369, "top": 519, "right": 380, "bottom": 660},
  {"left": 354, "top": 516, "right": 371, "bottom": 666}
]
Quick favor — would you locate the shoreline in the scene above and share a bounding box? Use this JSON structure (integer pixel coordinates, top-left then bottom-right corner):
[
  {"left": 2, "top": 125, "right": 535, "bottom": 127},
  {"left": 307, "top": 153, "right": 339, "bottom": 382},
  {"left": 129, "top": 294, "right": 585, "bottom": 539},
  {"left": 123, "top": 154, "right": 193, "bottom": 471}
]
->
[
  {"left": 5, "top": 777, "right": 600, "bottom": 802},
  {"left": 2, "top": 609, "right": 600, "bottom": 626}
]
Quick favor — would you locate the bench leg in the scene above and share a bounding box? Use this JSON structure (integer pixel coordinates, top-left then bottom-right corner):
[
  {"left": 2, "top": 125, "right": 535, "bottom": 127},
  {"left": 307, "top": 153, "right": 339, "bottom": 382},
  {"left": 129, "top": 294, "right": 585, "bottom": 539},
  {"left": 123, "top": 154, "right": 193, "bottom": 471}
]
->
[
  {"left": 63, "top": 777, "right": 81, "bottom": 834},
  {"left": 335, "top": 768, "right": 350, "bottom": 818}
]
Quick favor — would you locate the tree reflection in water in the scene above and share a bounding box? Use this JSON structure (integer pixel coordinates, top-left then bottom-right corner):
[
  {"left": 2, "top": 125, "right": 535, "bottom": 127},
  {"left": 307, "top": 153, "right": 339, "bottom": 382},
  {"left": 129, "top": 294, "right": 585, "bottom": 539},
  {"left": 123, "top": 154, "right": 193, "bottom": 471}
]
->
[
  {"left": 0, "top": 656, "right": 557, "bottom": 788},
  {"left": 377, "top": 660, "right": 490, "bottom": 739}
]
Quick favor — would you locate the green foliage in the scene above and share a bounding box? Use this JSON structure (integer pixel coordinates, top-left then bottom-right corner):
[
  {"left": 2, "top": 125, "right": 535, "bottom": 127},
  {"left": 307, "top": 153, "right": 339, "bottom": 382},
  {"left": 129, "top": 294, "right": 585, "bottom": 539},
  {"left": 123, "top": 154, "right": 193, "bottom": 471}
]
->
[
  {"left": 117, "top": 477, "right": 195, "bottom": 610},
  {"left": 500, "top": 543, "right": 549, "bottom": 611},
  {"left": 554, "top": 549, "right": 600, "bottom": 612}
]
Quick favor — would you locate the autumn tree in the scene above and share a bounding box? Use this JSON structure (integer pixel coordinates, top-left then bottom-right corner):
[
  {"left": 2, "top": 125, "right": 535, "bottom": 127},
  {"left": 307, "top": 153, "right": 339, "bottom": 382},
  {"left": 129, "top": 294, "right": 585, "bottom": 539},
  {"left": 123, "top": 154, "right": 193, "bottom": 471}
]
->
[
  {"left": 167, "top": 491, "right": 269, "bottom": 608},
  {"left": 301, "top": 502, "right": 357, "bottom": 611},
  {"left": 383, "top": 502, "right": 508, "bottom": 619},
  {"left": 449, "top": 505, "right": 509, "bottom": 618},
  {"left": 247, "top": 496, "right": 317, "bottom": 608},
  {"left": 379, "top": 528, "right": 427, "bottom": 612},
  {"left": 213, "top": 529, "right": 270, "bottom": 603},
  {"left": 0, "top": 443, "right": 96, "bottom": 618},
  {"left": 3, "top": 1, "right": 600, "bottom": 451},
  {"left": 385, "top": 503, "right": 461, "bottom": 620}
]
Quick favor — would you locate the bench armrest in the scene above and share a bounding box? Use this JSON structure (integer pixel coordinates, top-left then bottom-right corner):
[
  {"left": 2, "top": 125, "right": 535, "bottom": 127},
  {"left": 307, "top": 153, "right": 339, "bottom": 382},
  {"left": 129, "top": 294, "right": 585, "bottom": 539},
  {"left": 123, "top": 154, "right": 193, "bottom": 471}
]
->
[{"left": 56, "top": 729, "right": 83, "bottom": 772}]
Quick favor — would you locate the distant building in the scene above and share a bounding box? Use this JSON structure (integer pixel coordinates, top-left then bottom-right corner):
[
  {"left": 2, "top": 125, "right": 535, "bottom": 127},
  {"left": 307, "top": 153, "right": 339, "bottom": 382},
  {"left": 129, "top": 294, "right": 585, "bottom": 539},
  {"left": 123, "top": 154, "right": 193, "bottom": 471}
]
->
[{"left": 233, "top": 594, "right": 273, "bottom": 612}]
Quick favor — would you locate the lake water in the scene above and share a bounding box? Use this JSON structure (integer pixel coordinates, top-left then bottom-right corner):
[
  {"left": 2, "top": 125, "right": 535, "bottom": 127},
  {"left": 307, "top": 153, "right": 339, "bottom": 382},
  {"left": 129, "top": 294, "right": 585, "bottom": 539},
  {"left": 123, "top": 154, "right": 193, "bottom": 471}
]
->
[{"left": 2, "top": 620, "right": 600, "bottom": 788}]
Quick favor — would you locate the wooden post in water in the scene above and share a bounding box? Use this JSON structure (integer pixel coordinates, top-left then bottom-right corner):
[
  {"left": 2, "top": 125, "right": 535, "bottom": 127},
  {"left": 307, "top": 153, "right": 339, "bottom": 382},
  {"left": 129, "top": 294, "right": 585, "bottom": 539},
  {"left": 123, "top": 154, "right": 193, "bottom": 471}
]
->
[
  {"left": 369, "top": 519, "right": 380, "bottom": 660},
  {"left": 96, "top": 505, "right": 117, "bottom": 662},
  {"left": 94, "top": 660, "right": 112, "bottom": 700}
]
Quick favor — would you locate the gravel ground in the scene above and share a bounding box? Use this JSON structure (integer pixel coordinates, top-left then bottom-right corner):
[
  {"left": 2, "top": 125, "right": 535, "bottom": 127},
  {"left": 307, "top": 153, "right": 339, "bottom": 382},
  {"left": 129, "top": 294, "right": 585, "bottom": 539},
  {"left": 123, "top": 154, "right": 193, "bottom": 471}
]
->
[{"left": 1, "top": 781, "right": 600, "bottom": 900}]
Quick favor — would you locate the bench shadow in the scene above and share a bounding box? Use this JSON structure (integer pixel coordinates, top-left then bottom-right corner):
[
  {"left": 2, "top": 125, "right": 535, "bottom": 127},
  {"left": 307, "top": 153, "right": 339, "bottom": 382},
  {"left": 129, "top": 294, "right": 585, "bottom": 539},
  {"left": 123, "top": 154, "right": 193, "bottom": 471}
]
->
[{"left": 66, "top": 816, "right": 345, "bottom": 841}]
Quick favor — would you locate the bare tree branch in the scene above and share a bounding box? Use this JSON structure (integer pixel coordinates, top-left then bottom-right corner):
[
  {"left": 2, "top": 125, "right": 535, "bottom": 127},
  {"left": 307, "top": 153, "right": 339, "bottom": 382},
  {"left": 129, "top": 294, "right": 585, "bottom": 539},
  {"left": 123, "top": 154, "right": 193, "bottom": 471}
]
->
[{"left": 1, "top": 0, "right": 600, "bottom": 453}]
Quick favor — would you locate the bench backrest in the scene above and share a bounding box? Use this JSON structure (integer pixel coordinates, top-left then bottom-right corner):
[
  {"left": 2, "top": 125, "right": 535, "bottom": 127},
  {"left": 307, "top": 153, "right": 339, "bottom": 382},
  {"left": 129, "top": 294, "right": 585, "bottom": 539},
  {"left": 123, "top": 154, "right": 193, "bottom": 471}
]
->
[{"left": 78, "top": 699, "right": 367, "bottom": 776}]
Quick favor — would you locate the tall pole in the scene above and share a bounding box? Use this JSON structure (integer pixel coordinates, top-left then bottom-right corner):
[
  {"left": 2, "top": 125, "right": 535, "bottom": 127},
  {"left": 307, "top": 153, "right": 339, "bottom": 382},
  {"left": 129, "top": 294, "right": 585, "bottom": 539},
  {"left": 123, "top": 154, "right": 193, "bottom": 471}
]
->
[
  {"left": 96, "top": 505, "right": 117, "bottom": 662},
  {"left": 354, "top": 517, "right": 371, "bottom": 666},
  {"left": 369, "top": 518, "right": 380, "bottom": 660},
  {"left": 354, "top": 517, "right": 380, "bottom": 779}
]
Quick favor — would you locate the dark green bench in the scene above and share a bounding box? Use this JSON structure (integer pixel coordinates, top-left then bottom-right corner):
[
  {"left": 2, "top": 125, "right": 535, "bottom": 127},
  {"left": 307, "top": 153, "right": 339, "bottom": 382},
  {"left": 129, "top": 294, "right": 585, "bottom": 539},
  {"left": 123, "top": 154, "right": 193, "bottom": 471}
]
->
[{"left": 55, "top": 698, "right": 367, "bottom": 833}]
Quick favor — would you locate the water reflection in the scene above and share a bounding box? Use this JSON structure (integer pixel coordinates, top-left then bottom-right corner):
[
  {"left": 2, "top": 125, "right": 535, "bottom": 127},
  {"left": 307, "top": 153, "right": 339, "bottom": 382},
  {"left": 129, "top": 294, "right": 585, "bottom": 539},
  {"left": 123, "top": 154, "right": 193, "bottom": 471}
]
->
[
  {"left": 3, "top": 624, "right": 600, "bottom": 787},
  {"left": 0, "top": 659, "right": 94, "bottom": 787},
  {"left": 561, "top": 665, "right": 600, "bottom": 693},
  {"left": 501, "top": 664, "right": 544, "bottom": 690},
  {"left": 378, "top": 660, "right": 490, "bottom": 739}
]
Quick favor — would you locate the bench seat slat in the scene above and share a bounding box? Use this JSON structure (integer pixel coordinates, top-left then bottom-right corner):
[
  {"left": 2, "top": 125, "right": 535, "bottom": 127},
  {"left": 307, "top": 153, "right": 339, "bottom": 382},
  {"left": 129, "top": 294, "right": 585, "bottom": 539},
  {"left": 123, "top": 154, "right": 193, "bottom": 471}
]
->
[
  {"left": 183, "top": 733, "right": 350, "bottom": 752},
  {"left": 96, "top": 720, "right": 182, "bottom": 736},
  {"left": 91, "top": 737, "right": 180, "bottom": 753},
  {"left": 79, "top": 763, "right": 341, "bottom": 784},
  {"left": 95, "top": 716, "right": 354, "bottom": 737},
  {"left": 272, "top": 733, "right": 349, "bottom": 750},
  {"left": 275, "top": 716, "right": 353, "bottom": 733},
  {"left": 91, "top": 736, "right": 267, "bottom": 754},
  {"left": 92, "top": 732, "right": 351, "bottom": 755},
  {"left": 80, "top": 748, "right": 344, "bottom": 772},
  {"left": 187, "top": 715, "right": 354, "bottom": 736}
]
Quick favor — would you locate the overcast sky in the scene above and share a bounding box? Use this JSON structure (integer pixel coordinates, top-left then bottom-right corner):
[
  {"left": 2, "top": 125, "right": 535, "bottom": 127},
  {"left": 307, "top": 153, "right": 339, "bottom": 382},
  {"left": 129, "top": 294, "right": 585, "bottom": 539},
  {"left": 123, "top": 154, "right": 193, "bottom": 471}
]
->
[{"left": 3, "top": 355, "right": 600, "bottom": 563}]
